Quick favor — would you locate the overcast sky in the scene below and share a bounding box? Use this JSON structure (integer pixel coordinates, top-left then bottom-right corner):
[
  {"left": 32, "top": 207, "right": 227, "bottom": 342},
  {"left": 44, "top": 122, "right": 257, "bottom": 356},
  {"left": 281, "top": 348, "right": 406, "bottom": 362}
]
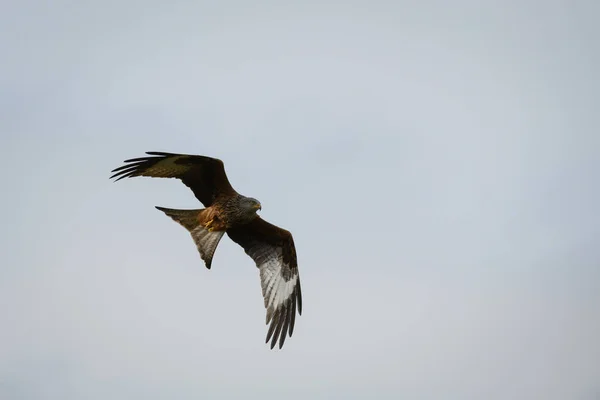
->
[{"left": 1, "top": 1, "right": 599, "bottom": 399}]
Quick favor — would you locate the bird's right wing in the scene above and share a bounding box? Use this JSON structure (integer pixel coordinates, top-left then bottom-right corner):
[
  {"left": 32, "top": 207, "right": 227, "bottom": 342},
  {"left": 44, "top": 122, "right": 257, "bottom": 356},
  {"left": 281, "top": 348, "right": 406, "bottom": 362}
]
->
[
  {"left": 110, "top": 151, "right": 237, "bottom": 207},
  {"left": 227, "top": 217, "right": 302, "bottom": 349}
]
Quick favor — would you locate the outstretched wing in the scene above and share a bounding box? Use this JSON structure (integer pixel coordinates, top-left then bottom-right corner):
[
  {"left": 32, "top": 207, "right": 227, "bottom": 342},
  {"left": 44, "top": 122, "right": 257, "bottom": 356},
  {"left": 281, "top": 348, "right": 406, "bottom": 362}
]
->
[
  {"left": 227, "top": 218, "right": 302, "bottom": 349},
  {"left": 110, "top": 151, "right": 237, "bottom": 207}
]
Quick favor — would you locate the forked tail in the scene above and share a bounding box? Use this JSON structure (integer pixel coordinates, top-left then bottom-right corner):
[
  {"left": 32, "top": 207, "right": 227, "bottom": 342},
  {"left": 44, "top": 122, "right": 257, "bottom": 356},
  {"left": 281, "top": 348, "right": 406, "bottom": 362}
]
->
[{"left": 155, "top": 206, "right": 225, "bottom": 269}]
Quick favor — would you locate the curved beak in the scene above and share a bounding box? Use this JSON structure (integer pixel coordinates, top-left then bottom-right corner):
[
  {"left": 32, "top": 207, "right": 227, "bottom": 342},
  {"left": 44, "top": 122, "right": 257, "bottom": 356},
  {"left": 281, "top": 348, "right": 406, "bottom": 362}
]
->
[{"left": 254, "top": 203, "right": 262, "bottom": 211}]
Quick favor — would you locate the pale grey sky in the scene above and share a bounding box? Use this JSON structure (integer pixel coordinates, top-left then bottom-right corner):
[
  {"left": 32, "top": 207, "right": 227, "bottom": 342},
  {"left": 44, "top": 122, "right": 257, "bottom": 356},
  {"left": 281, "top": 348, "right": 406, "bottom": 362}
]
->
[{"left": 1, "top": 1, "right": 599, "bottom": 399}]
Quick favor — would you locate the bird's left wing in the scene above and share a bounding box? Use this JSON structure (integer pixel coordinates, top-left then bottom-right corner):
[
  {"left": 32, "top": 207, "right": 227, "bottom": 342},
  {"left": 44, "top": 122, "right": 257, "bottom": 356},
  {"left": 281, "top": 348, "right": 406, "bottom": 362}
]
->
[
  {"left": 227, "top": 218, "right": 302, "bottom": 349},
  {"left": 110, "top": 151, "right": 236, "bottom": 207}
]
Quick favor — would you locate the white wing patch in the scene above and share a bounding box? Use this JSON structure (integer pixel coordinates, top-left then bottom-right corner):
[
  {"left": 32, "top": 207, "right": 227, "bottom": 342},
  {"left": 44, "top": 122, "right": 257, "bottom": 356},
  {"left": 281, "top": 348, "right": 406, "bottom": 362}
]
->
[
  {"left": 261, "top": 258, "right": 297, "bottom": 320},
  {"left": 225, "top": 220, "right": 302, "bottom": 349},
  {"left": 257, "top": 249, "right": 301, "bottom": 349}
]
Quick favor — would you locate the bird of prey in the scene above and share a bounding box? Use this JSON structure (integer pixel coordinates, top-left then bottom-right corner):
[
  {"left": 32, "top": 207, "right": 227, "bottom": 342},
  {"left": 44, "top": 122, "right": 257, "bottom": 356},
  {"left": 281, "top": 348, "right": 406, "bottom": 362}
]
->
[{"left": 110, "top": 151, "right": 302, "bottom": 349}]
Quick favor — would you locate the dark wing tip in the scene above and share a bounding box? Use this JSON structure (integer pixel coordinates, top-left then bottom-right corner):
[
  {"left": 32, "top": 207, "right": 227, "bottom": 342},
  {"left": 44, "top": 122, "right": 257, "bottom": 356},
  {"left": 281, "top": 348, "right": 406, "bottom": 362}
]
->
[
  {"left": 270, "top": 311, "right": 285, "bottom": 349},
  {"left": 265, "top": 283, "right": 301, "bottom": 350},
  {"left": 278, "top": 303, "right": 291, "bottom": 349},
  {"left": 296, "top": 278, "right": 302, "bottom": 316},
  {"left": 145, "top": 151, "right": 177, "bottom": 156},
  {"left": 109, "top": 152, "right": 171, "bottom": 181}
]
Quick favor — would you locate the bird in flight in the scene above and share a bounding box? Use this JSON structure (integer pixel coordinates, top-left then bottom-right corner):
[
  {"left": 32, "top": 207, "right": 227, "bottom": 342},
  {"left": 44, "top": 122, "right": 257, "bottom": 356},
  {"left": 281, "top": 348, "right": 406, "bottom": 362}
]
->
[{"left": 110, "top": 151, "right": 302, "bottom": 349}]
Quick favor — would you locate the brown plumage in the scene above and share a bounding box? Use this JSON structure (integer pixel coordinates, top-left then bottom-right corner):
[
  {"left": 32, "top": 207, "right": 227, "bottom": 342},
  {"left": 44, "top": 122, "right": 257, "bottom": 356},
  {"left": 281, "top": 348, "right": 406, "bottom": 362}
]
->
[{"left": 110, "top": 151, "right": 302, "bottom": 349}]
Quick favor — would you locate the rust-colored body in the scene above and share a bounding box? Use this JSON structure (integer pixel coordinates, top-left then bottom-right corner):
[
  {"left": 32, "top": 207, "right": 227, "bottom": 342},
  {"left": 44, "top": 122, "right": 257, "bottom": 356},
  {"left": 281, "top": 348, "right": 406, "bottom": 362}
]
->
[{"left": 199, "top": 207, "right": 228, "bottom": 231}]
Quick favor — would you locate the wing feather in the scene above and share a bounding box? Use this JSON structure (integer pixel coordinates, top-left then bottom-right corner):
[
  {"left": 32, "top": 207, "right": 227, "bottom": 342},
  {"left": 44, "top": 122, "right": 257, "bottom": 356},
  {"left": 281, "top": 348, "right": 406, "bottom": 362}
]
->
[
  {"left": 110, "top": 151, "right": 237, "bottom": 206},
  {"left": 227, "top": 218, "right": 302, "bottom": 349}
]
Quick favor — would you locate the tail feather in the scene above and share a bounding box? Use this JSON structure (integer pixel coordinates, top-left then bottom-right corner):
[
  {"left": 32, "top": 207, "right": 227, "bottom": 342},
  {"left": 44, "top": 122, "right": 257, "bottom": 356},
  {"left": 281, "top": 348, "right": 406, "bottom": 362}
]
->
[{"left": 155, "top": 206, "right": 224, "bottom": 269}]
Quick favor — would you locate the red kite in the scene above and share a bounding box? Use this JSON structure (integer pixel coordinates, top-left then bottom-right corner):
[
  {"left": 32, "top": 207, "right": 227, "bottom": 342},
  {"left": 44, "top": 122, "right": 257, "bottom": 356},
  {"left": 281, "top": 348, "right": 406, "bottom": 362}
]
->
[{"left": 110, "top": 152, "right": 302, "bottom": 349}]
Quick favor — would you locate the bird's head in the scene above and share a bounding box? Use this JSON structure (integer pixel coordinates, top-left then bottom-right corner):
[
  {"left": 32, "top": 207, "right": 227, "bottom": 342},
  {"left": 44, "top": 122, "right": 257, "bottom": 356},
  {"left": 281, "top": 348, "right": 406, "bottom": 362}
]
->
[{"left": 241, "top": 196, "right": 262, "bottom": 216}]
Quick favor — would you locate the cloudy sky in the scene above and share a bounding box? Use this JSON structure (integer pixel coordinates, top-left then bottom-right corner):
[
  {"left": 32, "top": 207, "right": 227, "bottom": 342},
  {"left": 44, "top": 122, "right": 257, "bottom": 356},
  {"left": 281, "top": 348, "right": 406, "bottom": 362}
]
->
[{"left": 1, "top": 1, "right": 599, "bottom": 399}]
